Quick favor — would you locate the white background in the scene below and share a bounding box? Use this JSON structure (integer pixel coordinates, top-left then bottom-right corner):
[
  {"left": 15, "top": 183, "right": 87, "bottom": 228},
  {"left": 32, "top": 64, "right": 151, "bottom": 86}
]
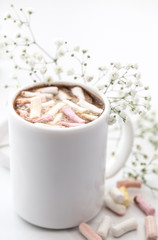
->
[
  {"left": 0, "top": 0, "right": 158, "bottom": 109},
  {"left": 0, "top": 1, "right": 158, "bottom": 240}
]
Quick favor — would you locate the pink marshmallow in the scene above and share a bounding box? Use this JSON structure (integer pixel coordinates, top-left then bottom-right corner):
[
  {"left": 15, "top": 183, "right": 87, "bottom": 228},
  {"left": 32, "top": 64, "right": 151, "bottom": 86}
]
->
[
  {"left": 134, "top": 194, "right": 155, "bottom": 216},
  {"left": 32, "top": 114, "right": 53, "bottom": 123},
  {"left": 62, "top": 105, "right": 85, "bottom": 123}
]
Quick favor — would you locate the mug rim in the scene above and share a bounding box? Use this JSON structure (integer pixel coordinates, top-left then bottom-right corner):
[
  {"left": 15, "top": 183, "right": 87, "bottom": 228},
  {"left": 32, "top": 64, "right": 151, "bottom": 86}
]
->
[{"left": 9, "top": 81, "right": 110, "bottom": 132}]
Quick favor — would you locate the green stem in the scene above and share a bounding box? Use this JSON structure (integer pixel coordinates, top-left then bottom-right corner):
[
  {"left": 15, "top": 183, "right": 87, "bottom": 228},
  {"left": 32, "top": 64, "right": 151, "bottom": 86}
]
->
[{"left": 0, "top": 144, "right": 9, "bottom": 149}]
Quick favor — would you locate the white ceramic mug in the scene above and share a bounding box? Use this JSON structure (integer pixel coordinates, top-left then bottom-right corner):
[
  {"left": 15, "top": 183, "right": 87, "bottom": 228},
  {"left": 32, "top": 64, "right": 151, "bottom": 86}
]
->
[{"left": 8, "top": 81, "right": 134, "bottom": 229}]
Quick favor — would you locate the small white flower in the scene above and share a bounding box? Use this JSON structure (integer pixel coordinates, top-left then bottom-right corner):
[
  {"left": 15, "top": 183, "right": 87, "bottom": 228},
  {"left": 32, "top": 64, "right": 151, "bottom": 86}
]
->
[
  {"left": 15, "top": 33, "right": 21, "bottom": 38},
  {"left": 96, "top": 84, "right": 105, "bottom": 90},
  {"left": 152, "top": 163, "right": 158, "bottom": 174},
  {"left": 108, "top": 114, "right": 117, "bottom": 125},
  {"left": 40, "top": 66, "right": 47, "bottom": 74},
  {"left": 57, "top": 47, "right": 66, "bottom": 57},
  {"left": 136, "top": 107, "right": 146, "bottom": 116},
  {"left": 85, "top": 75, "right": 93, "bottom": 82},
  {"left": 119, "top": 111, "right": 127, "bottom": 119},
  {"left": 73, "top": 45, "right": 80, "bottom": 52},
  {"left": 110, "top": 71, "right": 119, "bottom": 81},
  {"left": 28, "top": 59, "right": 35, "bottom": 67},
  {"left": 27, "top": 8, "right": 34, "bottom": 15},
  {"left": 4, "top": 12, "right": 11, "bottom": 19},
  {"left": 125, "top": 79, "right": 132, "bottom": 88},
  {"left": 113, "top": 62, "right": 122, "bottom": 70},
  {"left": 130, "top": 89, "right": 137, "bottom": 97},
  {"left": 135, "top": 73, "right": 141, "bottom": 80},
  {"left": 54, "top": 39, "right": 64, "bottom": 47},
  {"left": 67, "top": 68, "right": 74, "bottom": 76},
  {"left": 54, "top": 66, "right": 63, "bottom": 74},
  {"left": 115, "top": 106, "right": 122, "bottom": 113},
  {"left": 133, "top": 63, "right": 138, "bottom": 69},
  {"left": 17, "top": 21, "right": 23, "bottom": 28},
  {"left": 119, "top": 99, "right": 127, "bottom": 110},
  {"left": 144, "top": 94, "right": 151, "bottom": 101},
  {"left": 99, "top": 66, "right": 108, "bottom": 71},
  {"left": 145, "top": 102, "right": 151, "bottom": 111},
  {"left": 10, "top": 72, "right": 18, "bottom": 80}
]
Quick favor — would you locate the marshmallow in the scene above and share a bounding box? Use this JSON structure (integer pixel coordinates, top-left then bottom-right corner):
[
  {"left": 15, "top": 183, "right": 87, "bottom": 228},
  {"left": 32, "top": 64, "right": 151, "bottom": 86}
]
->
[{"left": 111, "top": 218, "right": 138, "bottom": 237}]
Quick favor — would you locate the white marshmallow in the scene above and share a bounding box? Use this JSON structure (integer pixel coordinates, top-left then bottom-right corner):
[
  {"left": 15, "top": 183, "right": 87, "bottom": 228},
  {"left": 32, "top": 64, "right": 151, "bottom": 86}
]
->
[
  {"left": 72, "top": 86, "right": 85, "bottom": 99},
  {"left": 63, "top": 99, "right": 86, "bottom": 113},
  {"left": 42, "top": 100, "right": 55, "bottom": 107},
  {"left": 47, "top": 102, "right": 65, "bottom": 116},
  {"left": 37, "top": 86, "right": 58, "bottom": 94},
  {"left": 21, "top": 91, "right": 39, "bottom": 97},
  {"left": 78, "top": 99, "right": 103, "bottom": 114},
  {"left": 30, "top": 96, "right": 41, "bottom": 119},
  {"left": 97, "top": 216, "right": 112, "bottom": 239},
  {"left": 104, "top": 195, "right": 126, "bottom": 216},
  {"left": 109, "top": 187, "right": 125, "bottom": 204},
  {"left": 111, "top": 218, "right": 138, "bottom": 237},
  {"left": 58, "top": 90, "right": 70, "bottom": 100}
]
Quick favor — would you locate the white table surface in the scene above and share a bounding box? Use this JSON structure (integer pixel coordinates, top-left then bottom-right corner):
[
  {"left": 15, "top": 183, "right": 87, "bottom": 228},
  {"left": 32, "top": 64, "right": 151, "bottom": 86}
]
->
[{"left": 0, "top": 0, "right": 158, "bottom": 239}]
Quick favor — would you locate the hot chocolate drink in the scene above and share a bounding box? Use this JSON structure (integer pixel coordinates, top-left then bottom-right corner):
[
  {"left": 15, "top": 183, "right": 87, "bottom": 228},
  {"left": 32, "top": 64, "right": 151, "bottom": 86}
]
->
[{"left": 14, "top": 84, "right": 105, "bottom": 128}]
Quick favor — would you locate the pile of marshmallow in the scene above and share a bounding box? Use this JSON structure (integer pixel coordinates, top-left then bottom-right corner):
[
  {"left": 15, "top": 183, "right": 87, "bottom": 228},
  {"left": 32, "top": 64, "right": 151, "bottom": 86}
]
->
[
  {"left": 79, "top": 179, "right": 158, "bottom": 240},
  {"left": 16, "top": 86, "right": 103, "bottom": 128}
]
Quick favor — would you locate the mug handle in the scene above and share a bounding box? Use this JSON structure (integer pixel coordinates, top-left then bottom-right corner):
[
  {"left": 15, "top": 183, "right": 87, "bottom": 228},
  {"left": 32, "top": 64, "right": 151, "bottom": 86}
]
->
[
  {"left": 106, "top": 115, "right": 134, "bottom": 179},
  {"left": 0, "top": 119, "right": 10, "bottom": 169}
]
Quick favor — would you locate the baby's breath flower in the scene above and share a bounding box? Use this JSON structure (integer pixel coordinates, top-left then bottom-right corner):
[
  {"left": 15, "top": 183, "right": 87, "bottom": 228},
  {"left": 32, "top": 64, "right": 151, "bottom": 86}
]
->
[
  {"left": 67, "top": 68, "right": 74, "bottom": 76},
  {"left": 40, "top": 66, "right": 47, "bottom": 74},
  {"left": 10, "top": 72, "right": 18, "bottom": 80},
  {"left": 54, "top": 39, "right": 64, "bottom": 47},
  {"left": 99, "top": 66, "right": 108, "bottom": 71},
  {"left": 54, "top": 66, "right": 63, "bottom": 74},
  {"left": 130, "top": 89, "right": 137, "bottom": 97},
  {"left": 108, "top": 114, "right": 117, "bottom": 125},
  {"left": 85, "top": 75, "right": 93, "bottom": 82},
  {"left": 152, "top": 163, "right": 158, "bottom": 174},
  {"left": 27, "top": 8, "right": 34, "bottom": 15},
  {"left": 135, "top": 73, "right": 141, "bottom": 80},
  {"left": 57, "top": 47, "right": 66, "bottom": 57},
  {"left": 110, "top": 71, "right": 119, "bottom": 81},
  {"left": 112, "top": 62, "right": 122, "bottom": 70},
  {"left": 125, "top": 79, "right": 132, "bottom": 88},
  {"left": 4, "top": 12, "right": 12, "bottom": 19},
  {"left": 73, "top": 45, "right": 80, "bottom": 52}
]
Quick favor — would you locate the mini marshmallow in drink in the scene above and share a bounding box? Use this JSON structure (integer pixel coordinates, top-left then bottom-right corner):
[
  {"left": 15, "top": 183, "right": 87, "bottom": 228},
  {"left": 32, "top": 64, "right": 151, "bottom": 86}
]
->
[
  {"left": 49, "top": 112, "right": 63, "bottom": 124},
  {"left": 62, "top": 105, "right": 85, "bottom": 123},
  {"left": 42, "top": 100, "right": 55, "bottom": 107},
  {"left": 21, "top": 91, "right": 39, "bottom": 97},
  {"left": 32, "top": 114, "right": 53, "bottom": 123},
  {"left": 78, "top": 99, "right": 103, "bottom": 114},
  {"left": 47, "top": 102, "right": 65, "bottom": 116},
  {"left": 104, "top": 195, "right": 126, "bottom": 216},
  {"left": 63, "top": 99, "right": 86, "bottom": 113},
  {"left": 79, "top": 222, "right": 102, "bottom": 240},
  {"left": 109, "top": 186, "right": 125, "bottom": 204},
  {"left": 111, "top": 218, "right": 138, "bottom": 237},
  {"left": 81, "top": 113, "right": 98, "bottom": 121},
  {"left": 72, "top": 86, "right": 85, "bottom": 99},
  {"left": 58, "top": 90, "right": 70, "bottom": 100},
  {"left": 36, "top": 86, "right": 58, "bottom": 94},
  {"left": 30, "top": 96, "right": 41, "bottom": 119},
  {"left": 97, "top": 215, "right": 112, "bottom": 239}
]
